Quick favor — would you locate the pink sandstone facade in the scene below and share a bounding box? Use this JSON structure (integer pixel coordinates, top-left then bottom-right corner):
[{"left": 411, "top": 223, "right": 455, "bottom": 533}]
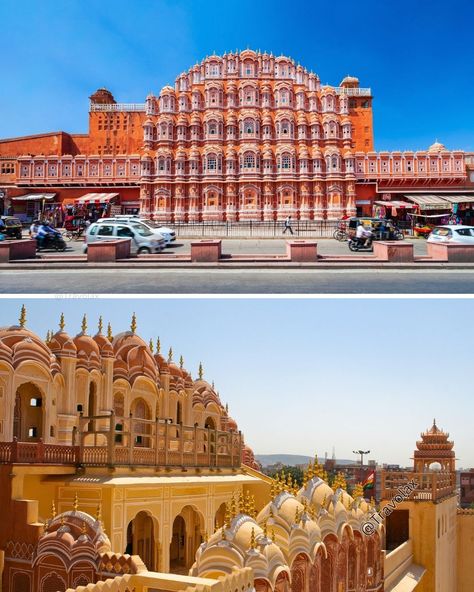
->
[{"left": 0, "top": 49, "right": 473, "bottom": 222}]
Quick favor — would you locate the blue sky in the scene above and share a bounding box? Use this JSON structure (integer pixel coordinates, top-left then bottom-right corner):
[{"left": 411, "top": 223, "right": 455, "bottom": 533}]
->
[
  {"left": 1, "top": 0, "right": 473, "bottom": 151},
  {"left": 1, "top": 297, "right": 472, "bottom": 468}
]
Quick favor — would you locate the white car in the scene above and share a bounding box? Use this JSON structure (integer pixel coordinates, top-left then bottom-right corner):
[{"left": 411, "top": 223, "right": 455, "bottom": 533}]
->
[
  {"left": 101, "top": 216, "right": 176, "bottom": 245},
  {"left": 84, "top": 221, "right": 166, "bottom": 254},
  {"left": 427, "top": 225, "right": 474, "bottom": 244}
]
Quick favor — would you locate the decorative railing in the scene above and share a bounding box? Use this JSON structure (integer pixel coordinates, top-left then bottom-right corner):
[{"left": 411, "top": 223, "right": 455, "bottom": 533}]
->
[
  {"left": 89, "top": 102, "right": 146, "bottom": 112},
  {"left": 381, "top": 471, "right": 456, "bottom": 502},
  {"left": 334, "top": 87, "right": 372, "bottom": 96},
  {"left": 75, "top": 413, "right": 243, "bottom": 469},
  {"left": 0, "top": 439, "right": 80, "bottom": 464}
]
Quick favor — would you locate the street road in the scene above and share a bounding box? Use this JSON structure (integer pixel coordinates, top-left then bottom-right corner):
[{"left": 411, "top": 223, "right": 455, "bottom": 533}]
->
[
  {"left": 2, "top": 268, "right": 474, "bottom": 294},
  {"left": 42, "top": 237, "right": 430, "bottom": 258}
]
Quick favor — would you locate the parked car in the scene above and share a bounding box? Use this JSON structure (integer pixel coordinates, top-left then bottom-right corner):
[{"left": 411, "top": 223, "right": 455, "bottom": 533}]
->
[
  {"left": 100, "top": 215, "right": 176, "bottom": 245},
  {"left": 83, "top": 221, "right": 167, "bottom": 254},
  {"left": 427, "top": 225, "right": 474, "bottom": 245},
  {"left": 0, "top": 216, "right": 22, "bottom": 240}
]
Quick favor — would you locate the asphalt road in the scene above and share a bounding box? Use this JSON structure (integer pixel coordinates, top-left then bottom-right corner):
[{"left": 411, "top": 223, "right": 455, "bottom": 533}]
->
[
  {"left": 2, "top": 268, "right": 474, "bottom": 294},
  {"left": 43, "top": 237, "right": 430, "bottom": 258}
]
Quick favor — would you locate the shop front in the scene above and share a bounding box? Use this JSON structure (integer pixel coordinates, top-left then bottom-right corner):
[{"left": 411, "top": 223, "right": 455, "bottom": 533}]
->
[
  {"left": 9, "top": 193, "right": 58, "bottom": 223},
  {"left": 67, "top": 192, "right": 121, "bottom": 222}
]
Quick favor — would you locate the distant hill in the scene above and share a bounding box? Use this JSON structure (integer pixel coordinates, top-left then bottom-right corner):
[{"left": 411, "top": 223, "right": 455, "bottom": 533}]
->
[{"left": 255, "top": 454, "right": 355, "bottom": 467}]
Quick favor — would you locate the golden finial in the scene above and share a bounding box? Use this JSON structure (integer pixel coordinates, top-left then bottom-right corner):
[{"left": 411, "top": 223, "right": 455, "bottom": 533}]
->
[
  {"left": 230, "top": 493, "right": 238, "bottom": 518},
  {"left": 81, "top": 314, "right": 87, "bottom": 334},
  {"left": 179, "top": 355, "right": 184, "bottom": 369},
  {"left": 19, "top": 304, "right": 26, "bottom": 328},
  {"left": 156, "top": 337, "right": 161, "bottom": 353},
  {"left": 269, "top": 505, "right": 274, "bottom": 518},
  {"left": 60, "top": 514, "right": 65, "bottom": 526},
  {"left": 321, "top": 494, "right": 327, "bottom": 510},
  {"left": 225, "top": 402, "right": 229, "bottom": 413},
  {"left": 353, "top": 482, "right": 364, "bottom": 499},
  {"left": 295, "top": 508, "right": 300, "bottom": 524},
  {"left": 96, "top": 502, "right": 102, "bottom": 523},
  {"left": 106, "top": 322, "right": 113, "bottom": 342},
  {"left": 81, "top": 521, "right": 87, "bottom": 535},
  {"left": 45, "top": 330, "right": 51, "bottom": 342},
  {"left": 224, "top": 501, "right": 232, "bottom": 527},
  {"left": 51, "top": 501, "right": 57, "bottom": 519},
  {"left": 198, "top": 362, "right": 203, "bottom": 379},
  {"left": 270, "top": 480, "right": 275, "bottom": 498},
  {"left": 73, "top": 491, "right": 79, "bottom": 512},
  {"left": 168, "top": 347, "right": 173, "bottom": 362},
  {"left": 59, "top": 312, "right": 65, "bottom": 331},
  {"left": 271, "top": 528, "right": 276, "bottom": 543},
  {"left": 250, "top": 527, "right": 256, "bottom": 550},
  {"left": 238, "top": 491, "right": 244, "bottom": 513},
  {"left": 221, "top": 525, "right": 227, "bottom": 541},
  {"left": 149, "top": 339, "right": 154, "bottom": 353},
  {"left": 263, "top": 519, "right": 268, "bottom": 538},
  {"left": 250, "top": 494, "right": 257, "bottom": 518},
  {"left": 130, "top": 312, "right": 137, "bottom": 334},
  {"left": 98, "top": 316, "right": 103, "bottom": 334}
]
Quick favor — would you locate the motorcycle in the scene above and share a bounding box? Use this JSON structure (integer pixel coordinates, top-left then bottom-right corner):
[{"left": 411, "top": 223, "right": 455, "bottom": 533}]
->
[
  {"left": 348, "top": 235, "right": 374, "bottom": 252},
  {"left": 36, "top": 230, "right": 67, "bottom": 252}
]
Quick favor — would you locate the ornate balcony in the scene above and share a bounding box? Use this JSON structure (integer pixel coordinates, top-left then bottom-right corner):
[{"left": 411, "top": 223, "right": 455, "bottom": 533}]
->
[
  {"left": 381, "top": 470, "right": 456, "bottom": 502},
  {"left": 0, "top": 414, "right": 243, "bottom": 470}
]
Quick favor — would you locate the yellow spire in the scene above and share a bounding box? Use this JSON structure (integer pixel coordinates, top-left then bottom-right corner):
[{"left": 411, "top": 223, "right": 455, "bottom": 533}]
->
[
  {"left": 179, "top": 354, "right": 184, "bottom": 369},
  {"left": 295, "top": 507, "right": 300, "bottom": 524},
  {"left": 81, "top": 521, "right": 87, "bottom": 535},
  {"left": 221, "top": 525, "right": 226, "bottom": 541},
  {"left": 51, "top": 501, "right": 57, "bottom": 519},
  {"left": 353, "top": 482, "right": 364, "bottom": 499},
  {"left": 96, "top": 502, "right": 102, "bottom": 523},
  {"left": 224, "top": 501, "right": 232, "bottom": 527},
  {"left": 45, "top": 330, "right": 51, "bottom": 342},
  {"left": 250, "top": 527, "right": 256, "bottom": 549},
  {"left": 198, "top": 362, "right": 203, "bottom": 379},
  {"left": 149, "top": 339, "right": 154, "bottom": 353},
  {"left": 168, "top": 347, "right": 173, "bottom": 362},
  {"left": 81, "top": 314, "right": 87, "bottom": 334},
  {"left": 271, "top": 528, "right": 276, "bottom": 543},
  {"left": 19, "top": 304, "right": 26, "bottom": 328},
  {"left": 60, "top": 514, "right": 65, "bottom": 526},
  {"left": 130, "top": 312, "right": 137, "bottom": 333},
  {"left": 98, "top": 316, "right": 103, "bottom": 334},
  {"left": 73, "top": 491, "right": 79, "bottom": 512},
  {"left": 156, "top": 337, "right": 161, "bottom": 353},
  {"left": 59, "top": 312, "right": 65, "bottom": 331},
  {"left": 107, "top": 322, "right": 113, "bottom": 342},
  {"left": 263, "top": 519, "right": 268, "bottom": 538},
  {"left": 230, "top": 493, "right": 238, "bottom": 518},
  {"left": 238, "top": 491, "right": 244, "bottom": 513}
]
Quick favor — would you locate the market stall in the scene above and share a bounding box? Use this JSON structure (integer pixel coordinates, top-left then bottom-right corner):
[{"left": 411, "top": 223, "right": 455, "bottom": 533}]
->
[{"left": 9, "top": 193, "right": 57, "bottom": 223}]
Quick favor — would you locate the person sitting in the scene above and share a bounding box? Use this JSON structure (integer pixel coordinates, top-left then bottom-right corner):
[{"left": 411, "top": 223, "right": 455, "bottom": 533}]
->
[{"left": 356, "top": 221, "right": 372, "bottom": 247}]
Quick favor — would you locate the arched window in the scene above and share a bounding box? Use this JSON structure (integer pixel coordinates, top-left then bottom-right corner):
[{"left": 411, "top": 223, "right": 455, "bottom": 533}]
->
[
  {"left": 244, "top": 153, "right": 256, "bottom": 169},
  {"left": 207, "top": 154, "right": 217, "bottom": 170},
  {"left": 281, "top": 154, "right": 291, "bottom": 169},
  {"left": 208, "top": 121, "right": 217, "bottom": 135},
  {"left": 244, "top": 118, "right": 255, "bottom": 135},
  {"left": 281, "top": 120, "right": 290, "bottom": 136}
]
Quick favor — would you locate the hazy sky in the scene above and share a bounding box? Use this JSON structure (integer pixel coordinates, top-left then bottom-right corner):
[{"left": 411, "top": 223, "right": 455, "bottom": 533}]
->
[
  {"left": 1, "top": 0, "right": 473, "bottom": 150},
  {"left": 1, "top": 297, "right": 472, "bottom": 468}
]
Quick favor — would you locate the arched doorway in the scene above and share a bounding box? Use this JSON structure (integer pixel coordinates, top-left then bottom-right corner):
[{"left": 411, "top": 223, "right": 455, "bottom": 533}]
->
[
  {"left": 170, "top": 506, "right": 204, "bottom": 574},
  {"left": 125, "top": 511, "right": 157, "bottom": 570},
  {"left": 13, "top": 382, "right": 44, "bottom": 441},
  {"left": 214, "top": 502, "right": 226, "bottom": 530},
  {"left": 131, "top": 398, "right": 151, "bottom": 447}
]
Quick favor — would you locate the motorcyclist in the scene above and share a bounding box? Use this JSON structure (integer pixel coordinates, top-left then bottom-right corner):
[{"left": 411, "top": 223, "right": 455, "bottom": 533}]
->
[
  {"left": 36, "top": 221, "right": 56, "bottom": 250},
  {"left": 356, "top": 221, "right": 372, "bottom": 247}
]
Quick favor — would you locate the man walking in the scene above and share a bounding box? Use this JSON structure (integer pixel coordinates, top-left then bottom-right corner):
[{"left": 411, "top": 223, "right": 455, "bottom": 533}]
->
[{"left": 283, "top": 215, "right": 294, "bottom": 235}]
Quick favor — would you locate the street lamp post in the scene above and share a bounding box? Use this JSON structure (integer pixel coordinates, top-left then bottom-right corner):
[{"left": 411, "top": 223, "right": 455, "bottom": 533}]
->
[{"left": 353, "top": 449, "right": 370, "bottom": 468}]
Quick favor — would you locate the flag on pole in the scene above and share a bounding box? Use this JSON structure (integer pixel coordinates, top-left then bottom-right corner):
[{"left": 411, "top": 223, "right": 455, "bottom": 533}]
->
[{"left": 362, "top": 472, "right": 375, "bottom": 492}]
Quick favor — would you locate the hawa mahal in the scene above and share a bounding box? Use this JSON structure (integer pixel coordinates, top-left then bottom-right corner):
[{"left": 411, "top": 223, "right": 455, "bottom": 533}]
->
[{"left": 1, "top": 49, "right": 473, "bottom": 222}]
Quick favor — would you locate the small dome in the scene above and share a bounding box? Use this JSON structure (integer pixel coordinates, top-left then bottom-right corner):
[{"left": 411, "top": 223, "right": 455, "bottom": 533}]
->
[
  {"left": 93, "top": 333, "right": 114, "bottom": 358},
  {"left": 340, "top": 76, "right": 359, "bottom": 88},
  {"left": 428, "top": 141, "right": 446, "bottom": 153},
  {"left": 49, "top": 330, "right": 77, "bottom": 357},
  {"left": 0, "top": 326, "right": 54, "bottom": 368}
]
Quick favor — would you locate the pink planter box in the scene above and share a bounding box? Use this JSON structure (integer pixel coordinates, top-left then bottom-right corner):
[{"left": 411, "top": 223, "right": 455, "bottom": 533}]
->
[
  {"left": 87, "top": 239, "right": 131, "bottom": 262},
  {"left": 0, "top": 239, "right": 36, "bottom": 262},
  {"left": 373, "top": 242, "right": 414, "bottom": 262},
  {"left": 190, "top": 240, "right": 222, "bottom": 262},
  {"left": 286, "top": 241, "right": 318, "bottom": 262},
  {"left": 427, "top": 242, "right": 474, "bottom": 262}
]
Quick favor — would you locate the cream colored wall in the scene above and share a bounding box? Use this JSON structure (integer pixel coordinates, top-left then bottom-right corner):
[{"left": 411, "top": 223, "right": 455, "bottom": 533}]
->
[
  {"left": 456, "top": 511, "right": 474, "bottom": 592},
  {"left": 391, "top": 496, "right": 457, "bottom": 592}
]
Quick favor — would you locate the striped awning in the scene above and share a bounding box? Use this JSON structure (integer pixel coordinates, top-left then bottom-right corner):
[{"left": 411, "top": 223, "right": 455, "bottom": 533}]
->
[
  {"left": 437, "top": 194, "right": 474, "bottom": 204},
  {"left": 75, "top": 192, "right": 119, "bottom": 205},
  {"left": 11, "top": 193, "right": 56, "bottom": 202},
  {"left": 374, "top": 200, "right": 414, "bottom": 209},
  {"left": 404, "top": 194, "right": 451, "bottom": 210}
]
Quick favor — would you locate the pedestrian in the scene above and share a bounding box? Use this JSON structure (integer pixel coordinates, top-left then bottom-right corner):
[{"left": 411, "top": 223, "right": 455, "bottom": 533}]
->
[{"left": 283, "top": 215, "right": 294, "bottom": 235}]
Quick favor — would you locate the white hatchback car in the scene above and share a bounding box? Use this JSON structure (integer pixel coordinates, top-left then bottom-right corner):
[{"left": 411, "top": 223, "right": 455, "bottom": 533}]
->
[
  {"left": 84, "top": 221, "right": 166, "bottom": 254},
  {"left": 427, "top": 225, "right": 474, "bottom": 244},
  {"left": 101, "top": 216, "right": 176, "bottom": 245}
]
